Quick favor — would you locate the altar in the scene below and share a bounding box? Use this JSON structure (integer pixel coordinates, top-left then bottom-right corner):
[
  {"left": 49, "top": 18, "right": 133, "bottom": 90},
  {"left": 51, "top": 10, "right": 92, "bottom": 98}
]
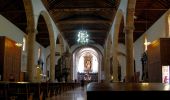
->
[{"left": 77, "top": 72, "right": 98, "bottom": 82}]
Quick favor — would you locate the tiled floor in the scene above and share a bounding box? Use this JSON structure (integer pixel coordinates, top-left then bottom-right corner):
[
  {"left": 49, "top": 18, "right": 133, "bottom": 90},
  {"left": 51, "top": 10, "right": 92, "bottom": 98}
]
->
[{"left": 47, "top": 86, "right": 87, "bottom": 100}]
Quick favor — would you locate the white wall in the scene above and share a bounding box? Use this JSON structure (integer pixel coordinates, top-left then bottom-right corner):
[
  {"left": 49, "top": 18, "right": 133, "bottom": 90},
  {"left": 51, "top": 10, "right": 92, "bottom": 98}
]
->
[
  {"left": 146, "top": 12, "right": 167, "bottom": 42},
  {"left": 134, "top": 35, "right": 145, "bottom": 80},
  {"left": 118, "top": 43, "right": 126, "bottom": 81},
  {"left": 0, "top": 15, "right": 25, "bottom": 44}
]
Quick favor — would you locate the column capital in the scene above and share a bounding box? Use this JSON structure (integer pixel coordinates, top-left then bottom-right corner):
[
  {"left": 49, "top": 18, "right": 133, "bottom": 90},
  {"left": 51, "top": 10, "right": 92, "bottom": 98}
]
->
[
  {"left": 124, "top": 25, "right": 135, "bottom": 31},
  {"left": 127, "top": 8, "right": 135, "bottom": 13},
  {"left": 26, "top": 27, "right": 38, "bottom": 34}
]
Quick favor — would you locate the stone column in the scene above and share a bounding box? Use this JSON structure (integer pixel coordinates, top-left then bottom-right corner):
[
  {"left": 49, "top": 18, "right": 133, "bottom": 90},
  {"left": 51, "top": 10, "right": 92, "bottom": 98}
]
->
[
  {"left": 105, "top": 58, "right": 110, "bottom": 82},
  {"left": 70, "top": 55, "right": 73, "bottom": 81},
  {"left": 104, "top": 48, "right": 110, "bottom": 83},
  {"left": 50, "top": 41, "right": 56, "bottom": 82},
  {"left": 112, "top": 56, "right": 118, "bottom": 81},
  {"left": 104, "top": 57, "right": 110, "bottom": 82},
  {"left": 125, "top": 26, "right": 134, "bottom": 82},
  {"left": 27, "top": 28, "right": 37, "bottom": 82},
  {"left": 125, "top": 7, "right": 135, "bottom": 82},
  {"left": 68, "top": 54, "right": 72, "bottom": 82},
  {"left": 112, "top": 40, "right": 119, "bottom": 82}
]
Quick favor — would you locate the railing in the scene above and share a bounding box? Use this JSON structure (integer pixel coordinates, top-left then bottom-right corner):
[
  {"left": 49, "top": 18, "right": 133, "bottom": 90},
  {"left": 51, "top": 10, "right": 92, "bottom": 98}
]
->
[{"left": 0, "top": 81, "right": 80, "bottom": 100}]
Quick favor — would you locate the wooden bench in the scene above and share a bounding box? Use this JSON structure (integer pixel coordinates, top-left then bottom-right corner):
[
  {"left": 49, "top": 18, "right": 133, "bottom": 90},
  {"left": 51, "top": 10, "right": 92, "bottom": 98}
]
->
[
  {"left": 86, "top": 82, "right": 170, "bottom": 100},
  {"left": 0, "top": 81, "right": 81, "bottom": 99},
  {"left": 7, "top": 82, "right": 33, "bottom": 100}
]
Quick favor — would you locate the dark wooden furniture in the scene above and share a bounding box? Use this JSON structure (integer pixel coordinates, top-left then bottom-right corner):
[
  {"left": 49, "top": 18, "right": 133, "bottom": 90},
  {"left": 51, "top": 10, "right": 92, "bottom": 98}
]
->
[
  {"left": 147, "top": 38, "right": 170, "bottom": 82},
  {"left": 0, "top": 82, "right": 80, "bottom": 99},
  {"left": 0, "top": 36, "right": 21, "bottom": 81},
  {"left": 86, "top": 82, "right": 170, "bottom": 100}
]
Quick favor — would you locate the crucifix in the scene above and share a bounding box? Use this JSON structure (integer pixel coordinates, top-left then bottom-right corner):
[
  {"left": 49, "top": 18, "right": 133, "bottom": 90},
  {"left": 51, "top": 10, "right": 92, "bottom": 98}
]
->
[{"left": 144, "top": 37, "right": 151, "bottom": 51}]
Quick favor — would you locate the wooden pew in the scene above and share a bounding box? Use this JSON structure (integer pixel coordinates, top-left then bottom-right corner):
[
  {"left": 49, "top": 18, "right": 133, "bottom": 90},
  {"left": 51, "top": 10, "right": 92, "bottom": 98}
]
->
[
  {"left": 28, "top": 82, "right": 41, "bottom": 100},
  {"left": 86, "top": 82, "right": 170, "bottom": 100},
  {"left": 0, "top": 82, "right": 81, "bottom": 100},
  {"left": 0, "top": 82, "right": 8, "bottom": 100},
  {"left": 7, "top": 82, "right": 33, "bottom": 100}
]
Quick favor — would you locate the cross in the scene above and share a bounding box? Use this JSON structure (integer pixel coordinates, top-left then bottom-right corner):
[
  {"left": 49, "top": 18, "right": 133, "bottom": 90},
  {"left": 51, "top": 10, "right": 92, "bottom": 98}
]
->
[{"left": 144, "top": 38, "right": 151, "bottom": 51}]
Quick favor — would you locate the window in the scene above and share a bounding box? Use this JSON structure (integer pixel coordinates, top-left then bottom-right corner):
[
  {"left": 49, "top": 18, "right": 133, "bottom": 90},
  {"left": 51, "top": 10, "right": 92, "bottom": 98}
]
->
[
  {"left": 22, "top": 36, "right": 26, "bottom": 51},
  {"left": 38, "top": 47, "right": 41, "bottom": 60}
]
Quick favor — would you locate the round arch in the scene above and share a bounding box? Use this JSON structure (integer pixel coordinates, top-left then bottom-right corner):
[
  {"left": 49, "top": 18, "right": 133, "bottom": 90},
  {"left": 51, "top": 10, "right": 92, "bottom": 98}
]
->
[
  {"left": 111, "top": 9, "right": 125, "bottom": 81},
  {"left": 72, "top": 46, "right": 103, "bottom": 82},
  {"left": 36, "top": 10, "right": 56, "bottom": 81}
]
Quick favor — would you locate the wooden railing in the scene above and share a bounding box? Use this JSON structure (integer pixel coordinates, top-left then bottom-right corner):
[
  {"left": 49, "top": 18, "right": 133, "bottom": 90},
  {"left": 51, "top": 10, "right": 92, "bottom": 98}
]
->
[{"left": 0, "top": 82, "right": 80, "bottom": 100}]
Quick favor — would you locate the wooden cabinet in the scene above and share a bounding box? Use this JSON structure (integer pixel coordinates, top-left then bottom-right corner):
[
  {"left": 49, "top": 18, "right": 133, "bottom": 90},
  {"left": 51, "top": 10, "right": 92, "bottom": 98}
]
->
[
  {"left": 0, "top": 36, "right": 21, "bottom": 81},
  {"left": 147, "top": 38, "right": 170, "bottom": 82}
]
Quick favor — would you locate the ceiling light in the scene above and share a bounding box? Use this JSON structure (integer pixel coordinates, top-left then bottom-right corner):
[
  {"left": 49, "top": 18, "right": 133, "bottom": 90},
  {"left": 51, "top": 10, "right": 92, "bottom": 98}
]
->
[{"left": 77, "top": 30, "right": 89, "bottom": 45}]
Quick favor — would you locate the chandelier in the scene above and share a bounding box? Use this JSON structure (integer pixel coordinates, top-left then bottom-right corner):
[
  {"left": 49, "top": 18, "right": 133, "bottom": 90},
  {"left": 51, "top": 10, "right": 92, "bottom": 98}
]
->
[{"left": 77, "top": 30, "right": 89, "bottom": 45}]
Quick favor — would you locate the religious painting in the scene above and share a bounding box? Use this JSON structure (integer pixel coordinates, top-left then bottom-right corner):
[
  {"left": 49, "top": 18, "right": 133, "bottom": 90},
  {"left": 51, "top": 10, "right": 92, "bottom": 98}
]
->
[
  {"left": 84, "top": 53, "right": 92, "bottom": 72},
  {"left": 85, "top": 60, "right": 91, "bottom": 71}
]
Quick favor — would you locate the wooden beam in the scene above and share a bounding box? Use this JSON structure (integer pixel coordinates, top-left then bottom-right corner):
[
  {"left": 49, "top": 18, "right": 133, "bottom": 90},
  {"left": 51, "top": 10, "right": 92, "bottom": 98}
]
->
[
  {"left": 57, "top": 19, "right": 111, "bottom": 24},
  {"left": 134, "top": 30, "right": 145, "bottom": 33},
  {"left": 66, "top": 37, "right": 105, "bottom": 39},
  {"left": 135, "top": 20, "right": 152, "bottom": 23},
  {"left": 50, "top": 7, "right": 115, "bottom": 12},
  {"left": 136, "top": 9, "right": 168, "bottom": 11},
  {"left": 62, "top": 29, "right": 108, "bottom": 33},
  {"left": 37, "top": 38, "right": 49, "bottom": 40},
  {"left": 0, "top": 10, "right": 25, "bottom": 13}
]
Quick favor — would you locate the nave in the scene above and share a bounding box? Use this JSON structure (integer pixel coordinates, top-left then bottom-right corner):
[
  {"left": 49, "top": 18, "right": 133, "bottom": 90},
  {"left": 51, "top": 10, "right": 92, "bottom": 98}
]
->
[{"left": 47, "top": 86, "right": 87, "bottom": 100}]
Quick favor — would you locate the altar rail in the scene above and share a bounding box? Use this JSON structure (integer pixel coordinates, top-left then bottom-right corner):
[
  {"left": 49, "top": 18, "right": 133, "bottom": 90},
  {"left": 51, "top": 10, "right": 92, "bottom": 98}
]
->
[
  {"left": 0, "top": 82, "right": 80, "bottom": 100},
  {"left": 86, "top": 82, "right": 170, "bottom": 100}
]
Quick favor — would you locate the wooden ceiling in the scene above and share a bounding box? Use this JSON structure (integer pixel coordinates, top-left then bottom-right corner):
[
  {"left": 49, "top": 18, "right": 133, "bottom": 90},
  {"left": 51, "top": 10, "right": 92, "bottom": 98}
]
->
[
  {"left": 0, "top": 0, "right": 27, "bottom": 33},
  {"left": 42, "top": 0, "right": 120, "bottom": 47},
  {"left": 0, "top": 0, "right": 170, "bottom": 48},
  {"left": 134, "top": 0, "right": 170, "bottom": 40}
]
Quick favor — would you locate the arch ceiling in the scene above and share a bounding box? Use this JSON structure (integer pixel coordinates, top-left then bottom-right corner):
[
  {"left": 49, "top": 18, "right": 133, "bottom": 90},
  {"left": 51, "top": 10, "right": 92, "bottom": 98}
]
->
[{"left": 36, "top": 15, "right": 50, "bottom": 48}]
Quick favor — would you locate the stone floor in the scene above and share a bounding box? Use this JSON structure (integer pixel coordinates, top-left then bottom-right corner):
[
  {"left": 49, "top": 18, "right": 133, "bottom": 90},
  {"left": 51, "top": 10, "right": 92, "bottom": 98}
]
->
[{"left": 47, "top": 86, "right": 87, "bottom": 100}]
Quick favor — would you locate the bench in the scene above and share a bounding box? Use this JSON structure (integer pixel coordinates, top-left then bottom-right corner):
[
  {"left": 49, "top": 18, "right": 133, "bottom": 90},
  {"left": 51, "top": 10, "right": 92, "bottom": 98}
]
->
[{"left": 86, "top": 82, "right": 170, "bottom": 100}]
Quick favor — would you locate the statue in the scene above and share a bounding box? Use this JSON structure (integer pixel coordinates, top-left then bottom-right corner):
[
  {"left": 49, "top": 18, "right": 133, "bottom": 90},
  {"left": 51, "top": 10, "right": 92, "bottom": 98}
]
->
[{"left": 141, "top": 51, "right": 148, "bottom": 81}]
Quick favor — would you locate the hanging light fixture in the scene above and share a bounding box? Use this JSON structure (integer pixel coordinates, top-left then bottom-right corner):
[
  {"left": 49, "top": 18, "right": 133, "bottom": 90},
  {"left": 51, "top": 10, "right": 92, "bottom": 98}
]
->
[{"left": 77, "top": 30, "right": 89, "bottom": 45}]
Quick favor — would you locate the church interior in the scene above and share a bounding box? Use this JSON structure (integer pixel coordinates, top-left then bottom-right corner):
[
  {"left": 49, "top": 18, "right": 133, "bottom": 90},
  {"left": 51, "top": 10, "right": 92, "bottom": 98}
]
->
[{"left": 0, "top": 0, "right": 170, "bottom": 99}]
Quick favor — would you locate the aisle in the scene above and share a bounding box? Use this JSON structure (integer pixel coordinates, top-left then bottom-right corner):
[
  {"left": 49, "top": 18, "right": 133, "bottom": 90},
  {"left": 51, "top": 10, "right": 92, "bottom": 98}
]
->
[{"left": 47, "top": 86, "right": 87, "bottom": 100}]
